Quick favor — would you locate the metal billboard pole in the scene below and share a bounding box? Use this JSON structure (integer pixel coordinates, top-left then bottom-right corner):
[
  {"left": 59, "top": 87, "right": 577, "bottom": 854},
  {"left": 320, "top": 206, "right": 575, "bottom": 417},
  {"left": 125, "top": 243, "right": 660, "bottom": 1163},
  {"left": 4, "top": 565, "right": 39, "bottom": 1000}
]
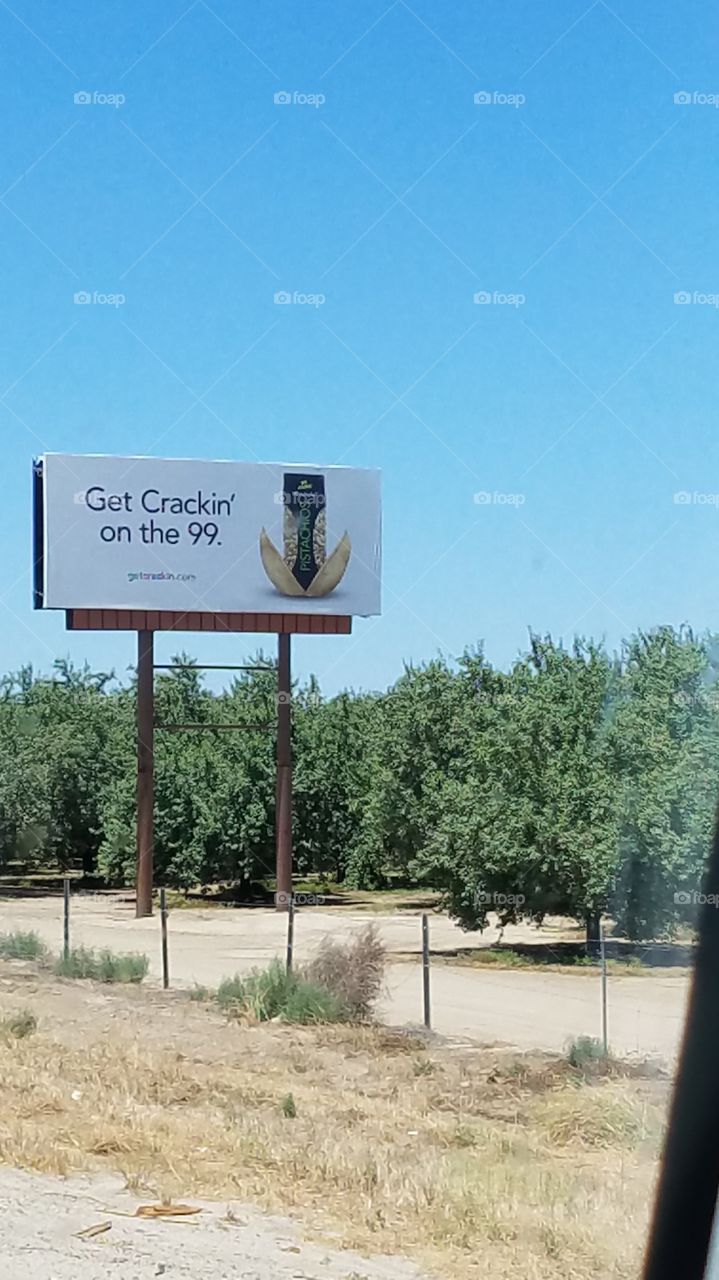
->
[
  {"left": 275, "top": 633, "right": 292, "bottom": 909},
  {"left": 136, "top": 629, "right": 155, "bottom": 918}
]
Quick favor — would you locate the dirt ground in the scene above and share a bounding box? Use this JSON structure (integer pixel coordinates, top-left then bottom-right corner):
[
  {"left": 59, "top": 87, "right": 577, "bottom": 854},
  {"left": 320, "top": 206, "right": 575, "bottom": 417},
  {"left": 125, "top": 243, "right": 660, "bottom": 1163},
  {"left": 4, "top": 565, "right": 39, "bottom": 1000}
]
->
[
  {"left": 0, "top": 960, "right": 668, "bottom": 1279},
  {"left": 0, "top": 1165, "right": 429, "bottom": 1280},
  {"left": 0, "top": 894, "right": 690, "bottom": 1061}
]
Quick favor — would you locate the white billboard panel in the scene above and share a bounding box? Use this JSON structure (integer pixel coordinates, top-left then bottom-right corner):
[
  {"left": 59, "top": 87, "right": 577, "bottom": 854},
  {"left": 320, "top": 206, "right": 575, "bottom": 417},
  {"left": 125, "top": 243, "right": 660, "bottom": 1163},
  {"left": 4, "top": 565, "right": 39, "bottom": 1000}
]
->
[{"left": 36, "top": 454, "right": 381, "bottom": 616}]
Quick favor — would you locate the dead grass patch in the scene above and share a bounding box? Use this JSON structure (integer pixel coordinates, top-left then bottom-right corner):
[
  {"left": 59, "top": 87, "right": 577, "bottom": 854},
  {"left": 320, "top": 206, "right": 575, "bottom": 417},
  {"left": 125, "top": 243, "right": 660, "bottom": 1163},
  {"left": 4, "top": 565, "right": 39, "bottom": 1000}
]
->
[{"left": 532, "top": 1085, "right": 663, "bottom": 1150}]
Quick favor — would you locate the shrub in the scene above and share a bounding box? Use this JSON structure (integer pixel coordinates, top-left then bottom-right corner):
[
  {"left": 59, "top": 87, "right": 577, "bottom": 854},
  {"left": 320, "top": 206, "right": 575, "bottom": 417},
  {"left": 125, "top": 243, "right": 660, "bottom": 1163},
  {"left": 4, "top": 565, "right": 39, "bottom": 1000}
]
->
[
  {"left": 280, "top": 978, "right": 346, "bottom": 1024},
  {"left": 0, "top": 931, "right": 47, "bottom": 960},
  {"left": 217, "top": 961, "right": 293, "bottom": 1020},
  {"left": 217, "top": 959, "right": 348, "bottom": 1025},
  {"left": 567, "top": 1035, "right": 608, "bottom": 1069},
  {"left": 54, "top": 945, "right": 97, "bottom": 979},
  {"left": 55, "top": 947, "right": 149, "bottom": 984},
  {"left": 304, "top": 923, "right": 386, "bottom": 1021},
  {"left": 0, "top": 1009, "right": 37, "bottom": 1039},
  {"left": 96, "top": 950, "right": 149, "bottom": 984},
  {"left": 216, "top": 971, "right": 250, "bottom": 1012}
]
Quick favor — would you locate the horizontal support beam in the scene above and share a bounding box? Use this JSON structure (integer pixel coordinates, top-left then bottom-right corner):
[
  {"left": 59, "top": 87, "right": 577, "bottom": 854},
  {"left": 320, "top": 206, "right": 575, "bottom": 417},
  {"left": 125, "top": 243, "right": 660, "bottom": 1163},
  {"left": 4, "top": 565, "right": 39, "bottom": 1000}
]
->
[
  {"left": 153, "top": 664, "right": 276, "bottom": 672},
  {"left": 155, "top": 722, "right": 271, "bottom": 732},
  {"left": 66, "top": 609, "right": 352, "bottom": 635}
]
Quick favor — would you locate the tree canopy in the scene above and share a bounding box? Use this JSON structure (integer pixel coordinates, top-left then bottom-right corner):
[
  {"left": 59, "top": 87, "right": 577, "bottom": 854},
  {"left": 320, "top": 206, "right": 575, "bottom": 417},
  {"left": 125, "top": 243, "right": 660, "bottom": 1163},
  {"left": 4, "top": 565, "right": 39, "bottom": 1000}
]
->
[{"left": 1, "top": 625, "right": 717, "bottom": 939}]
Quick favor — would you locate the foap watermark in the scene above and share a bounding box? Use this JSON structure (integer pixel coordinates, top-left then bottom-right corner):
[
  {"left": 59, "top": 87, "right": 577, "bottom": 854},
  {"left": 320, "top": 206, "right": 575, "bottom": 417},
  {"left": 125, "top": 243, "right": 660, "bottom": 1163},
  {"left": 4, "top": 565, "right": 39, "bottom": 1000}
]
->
[
  {"left": 74, "top": 90, "right": 125, "bottom": 108},
  {"left": 674, "top": 290, "right": 719, "bottom": 307},
  {"left": 674, "top": 90, "right": 719, "bottom": 108},
  {"left": 474, "top": 490, "right": 525, "bottom": 507},
  {"left": 275, "top": 891, "right": 325, "bottom": 907},
  {"left": 675, "top": 890, "right": 719, "bottom": 907},
  {"left": 673, "top": 491, "right": 719, "bottom": 507},
  {"left": 276, "top": 691, "right": 322, "bottom": 709},
  {"left": 74, "top": 290, "right": 125, "bottom": 307},
  {"left": 274, "top": 90, "right": 325, "bottom": 108},
  {"left": 474, "top": 290, "right": 525, "bottom": 308},
  {"left": 476, "top": 890, "right": 526, "bottom": 907},
  {"left": 273, "top": 489, "right": 324, "bottom": 506},
  {"left": 274, "top": 290, "right": 325, "bottom": 307},
  {"left": 673, "top": 690, "right": 709, "bottom": 709},
  {"left": 474, "top": 90, "right": 525, "bottom": 108}
]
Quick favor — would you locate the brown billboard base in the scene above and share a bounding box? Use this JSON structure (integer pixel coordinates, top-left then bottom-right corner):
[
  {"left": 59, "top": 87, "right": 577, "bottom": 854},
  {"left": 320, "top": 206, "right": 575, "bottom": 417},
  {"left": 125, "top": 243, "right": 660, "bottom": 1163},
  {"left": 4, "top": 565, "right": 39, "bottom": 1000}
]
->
[
  {"left": 66, "top": 609, "right": 352, "bottom": 635},
  {"left": 64, "top": 607, "right": 352, "bottom": 919}
]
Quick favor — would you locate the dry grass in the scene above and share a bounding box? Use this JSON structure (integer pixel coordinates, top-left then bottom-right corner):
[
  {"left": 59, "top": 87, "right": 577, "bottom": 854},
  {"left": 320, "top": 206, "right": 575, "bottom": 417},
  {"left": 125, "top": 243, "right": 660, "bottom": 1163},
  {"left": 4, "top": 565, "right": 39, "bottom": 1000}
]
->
[
  {"left": 0, "top": 965, "right": 667, "bottom": 1280},
  {"left": 304, "top": 921, "right": 386, "bottom": 1020}
]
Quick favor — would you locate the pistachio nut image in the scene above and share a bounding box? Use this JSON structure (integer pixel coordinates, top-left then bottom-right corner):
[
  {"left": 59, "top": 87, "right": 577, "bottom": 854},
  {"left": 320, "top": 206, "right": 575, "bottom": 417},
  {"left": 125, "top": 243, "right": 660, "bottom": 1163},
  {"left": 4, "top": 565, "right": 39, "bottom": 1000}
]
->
[{"left": 260, "top": 473, "right": 351, "bottom": 598}]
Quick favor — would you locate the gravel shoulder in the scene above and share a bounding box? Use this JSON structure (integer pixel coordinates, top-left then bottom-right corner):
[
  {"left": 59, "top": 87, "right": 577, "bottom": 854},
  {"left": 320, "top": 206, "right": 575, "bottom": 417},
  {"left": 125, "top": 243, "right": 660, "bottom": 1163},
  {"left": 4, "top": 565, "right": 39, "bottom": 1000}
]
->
[{"left": 0, "top": 1165, "right": 431, "bottom": 1280}]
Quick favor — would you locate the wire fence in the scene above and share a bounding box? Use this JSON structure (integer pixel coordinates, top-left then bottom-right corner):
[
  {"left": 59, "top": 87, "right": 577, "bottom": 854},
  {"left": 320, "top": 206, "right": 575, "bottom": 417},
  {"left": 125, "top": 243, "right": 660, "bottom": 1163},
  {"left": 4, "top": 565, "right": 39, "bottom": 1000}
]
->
[{"left": 40, "top": 879, "right": 691, "bottom": 1066}]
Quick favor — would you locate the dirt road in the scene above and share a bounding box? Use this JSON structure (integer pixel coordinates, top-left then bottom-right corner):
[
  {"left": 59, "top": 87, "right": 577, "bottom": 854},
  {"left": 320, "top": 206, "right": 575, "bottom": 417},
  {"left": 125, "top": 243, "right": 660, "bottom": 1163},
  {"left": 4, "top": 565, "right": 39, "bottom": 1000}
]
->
[
  {"left": 0, "top": 895, "right": 690, "bottom": 1061},
  {"left": 0, "top": 1166, "right": 430, "bottom": 1280},
  {"left": 385, "top": 960, "right": 688, "bottom": 1060}
]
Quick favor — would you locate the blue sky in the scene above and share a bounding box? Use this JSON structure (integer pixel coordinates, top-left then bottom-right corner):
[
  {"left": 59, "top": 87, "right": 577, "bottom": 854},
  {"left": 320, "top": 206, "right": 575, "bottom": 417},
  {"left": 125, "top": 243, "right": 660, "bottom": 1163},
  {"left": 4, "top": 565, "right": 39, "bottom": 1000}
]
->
[{"left": 1, "top": 0, "right": 717, "bottom": 693}]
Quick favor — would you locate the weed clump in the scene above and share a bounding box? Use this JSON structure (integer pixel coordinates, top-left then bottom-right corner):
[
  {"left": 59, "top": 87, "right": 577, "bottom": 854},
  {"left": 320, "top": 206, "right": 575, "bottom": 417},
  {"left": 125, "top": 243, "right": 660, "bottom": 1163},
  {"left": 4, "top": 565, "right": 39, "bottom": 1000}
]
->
[
  {"left": 55, "top": 947, "right": 149, "bottom": 984},
  {"left": 0, "top": 1008, "right": 37, "bottom": 1039},
  {"left": 216, "top": 925, "right": 387, "bottom": 1026},
  {"left": 567, "top": 1036, "right": 609, "bottom": 1069},
  {"left": 0, "top": 931, "right": 47, "bottom": 960},
  {"left": 217, "top": 959, "right": 346, "bottom": 1024}
]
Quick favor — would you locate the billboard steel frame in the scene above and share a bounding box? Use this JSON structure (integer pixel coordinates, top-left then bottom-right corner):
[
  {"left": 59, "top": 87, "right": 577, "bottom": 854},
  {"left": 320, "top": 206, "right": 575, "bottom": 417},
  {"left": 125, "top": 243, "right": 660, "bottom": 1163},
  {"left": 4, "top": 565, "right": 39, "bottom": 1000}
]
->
[{"left": 65, "top": 609, "right": 352, "bottom": 918}]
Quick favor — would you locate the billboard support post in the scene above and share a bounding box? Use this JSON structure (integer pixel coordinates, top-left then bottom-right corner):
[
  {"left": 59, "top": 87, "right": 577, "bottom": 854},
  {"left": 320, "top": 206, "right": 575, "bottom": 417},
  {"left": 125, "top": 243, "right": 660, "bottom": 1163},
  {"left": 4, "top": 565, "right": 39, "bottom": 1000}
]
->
[
  {"left": 276, "top": 632, "right": 292, "bottom": 910},
  {"left": 136, "top": 629, "right": 154, "bottom": 918}
]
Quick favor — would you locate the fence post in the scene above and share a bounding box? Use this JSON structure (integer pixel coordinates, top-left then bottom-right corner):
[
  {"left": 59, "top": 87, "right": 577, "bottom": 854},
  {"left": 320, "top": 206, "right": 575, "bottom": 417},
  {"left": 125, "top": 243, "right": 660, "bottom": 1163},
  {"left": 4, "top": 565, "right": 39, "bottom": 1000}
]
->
[
  {"left": 63, "top": 876, "right": 70, "bottom": 962},
  {"left": 600, "top": 919, "right": 608, "bottom": 1054},
  {"left": 286, "top": 894, "right": 295, "bottom": 973},
  {"left": 422, "top": 913, "right": 431, "bottom": 1030},
  {"left": 160, "top": 887, "right": 169, "bottom": 990}
]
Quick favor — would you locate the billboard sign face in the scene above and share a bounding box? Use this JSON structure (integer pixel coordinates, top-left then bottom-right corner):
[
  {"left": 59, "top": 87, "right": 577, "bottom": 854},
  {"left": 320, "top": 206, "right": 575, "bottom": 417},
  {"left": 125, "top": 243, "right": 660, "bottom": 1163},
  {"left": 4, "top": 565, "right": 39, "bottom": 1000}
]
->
[{"left": 35, "top": 454, "right": 381, "bottom": 616}]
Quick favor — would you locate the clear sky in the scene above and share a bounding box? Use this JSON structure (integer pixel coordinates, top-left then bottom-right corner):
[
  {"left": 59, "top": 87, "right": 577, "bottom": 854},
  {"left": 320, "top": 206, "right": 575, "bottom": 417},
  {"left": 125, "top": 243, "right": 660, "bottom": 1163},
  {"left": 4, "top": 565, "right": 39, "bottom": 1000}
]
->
[{"left": 1, "top": 1, "right": 716, "bottom": 693}]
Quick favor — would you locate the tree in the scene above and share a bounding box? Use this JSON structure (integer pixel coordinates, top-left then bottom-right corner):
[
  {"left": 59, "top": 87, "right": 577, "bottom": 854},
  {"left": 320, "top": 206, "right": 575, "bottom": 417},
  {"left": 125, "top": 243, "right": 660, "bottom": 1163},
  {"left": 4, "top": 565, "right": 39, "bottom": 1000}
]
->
[
  {"left": 418, "top": 638, "right": 619, "bottom": 937},
  {"left": 344, "top": 659, "right": 472, "bottom": 888},
  {"left": 1, "top": 629, "right": 718, "bottom": 944},
  {"left": 293, "top": 685, "right": 379, "bottom": 881},
  {"left": 609, "top": 628, "right": 719, "bottom": 938},
  {"left": 0, "top": 661, "right": 123, "bottom": 876}
]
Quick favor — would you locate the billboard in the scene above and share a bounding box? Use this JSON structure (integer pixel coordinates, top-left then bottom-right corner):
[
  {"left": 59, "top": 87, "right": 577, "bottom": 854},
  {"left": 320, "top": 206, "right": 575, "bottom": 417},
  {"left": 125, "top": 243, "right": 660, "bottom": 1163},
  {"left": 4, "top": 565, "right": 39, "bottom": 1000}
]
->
[{"left": 34, "top": 454, "right": 381, "bottom": 616}]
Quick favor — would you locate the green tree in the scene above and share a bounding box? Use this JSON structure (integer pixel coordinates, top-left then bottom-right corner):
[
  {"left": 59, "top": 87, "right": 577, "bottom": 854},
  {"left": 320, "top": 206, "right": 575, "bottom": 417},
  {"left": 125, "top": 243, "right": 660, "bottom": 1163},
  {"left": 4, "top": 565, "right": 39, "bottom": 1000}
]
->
[
  {"left": 418, "top": 638, "right": 619, "bottom": 938},
  {"left": 293, "top": 685, "right": 379, "bottom": 881},
  {"left": 345, "top": 658, "right": 474, "bottom": 888},
  {"left": 610, "top": 627, "right": 719, "bottom": 938}
]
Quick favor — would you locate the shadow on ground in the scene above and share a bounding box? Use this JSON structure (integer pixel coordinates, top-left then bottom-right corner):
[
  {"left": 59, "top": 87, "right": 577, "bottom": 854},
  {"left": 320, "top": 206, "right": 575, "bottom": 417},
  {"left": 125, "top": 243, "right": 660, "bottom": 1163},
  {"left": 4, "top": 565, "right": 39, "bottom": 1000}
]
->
[{"left": 420, "top": 939, "right": 696, "bottom": 968}]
